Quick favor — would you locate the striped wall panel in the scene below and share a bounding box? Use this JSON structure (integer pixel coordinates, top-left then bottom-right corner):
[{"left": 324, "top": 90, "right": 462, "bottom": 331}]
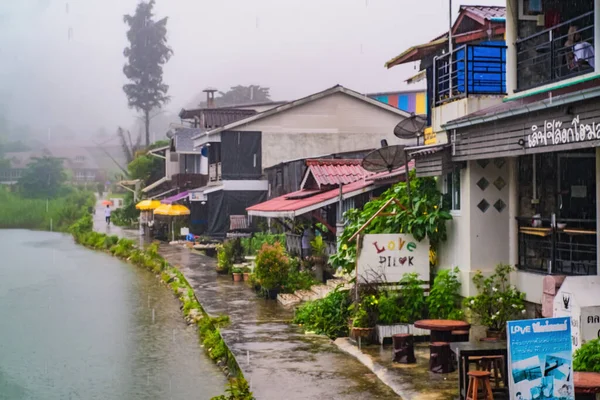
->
[{"left": 369, "top": 91, "right": 427, "bottom": 115}]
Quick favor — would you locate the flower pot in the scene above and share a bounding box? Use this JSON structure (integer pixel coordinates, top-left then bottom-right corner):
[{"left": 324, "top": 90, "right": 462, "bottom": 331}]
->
[
  {"left": 243, "top": 272, "right": 250, "bottom": 281},
  {"left": 486, "top": 329, "right": 506, "bottom": 340},
  {"left": 232, "top": 273, "right": 242, "bottom": 282}
]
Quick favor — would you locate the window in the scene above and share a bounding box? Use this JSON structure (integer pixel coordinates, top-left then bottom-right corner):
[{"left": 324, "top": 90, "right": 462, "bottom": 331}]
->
[
  {"left": 445, "top": 168, "right": 461, "bottom": 211},
  {"left": 76, "top": 171, "right": 85, "bottom": 180},
  {"left": 275, "top": 169, "right": 283, "bottom": 188}
]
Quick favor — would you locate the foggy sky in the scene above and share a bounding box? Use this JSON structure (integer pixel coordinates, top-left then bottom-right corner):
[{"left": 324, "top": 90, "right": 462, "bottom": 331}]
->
[{"left": 0, "top": 0, "right": 503, "bottom": 140}]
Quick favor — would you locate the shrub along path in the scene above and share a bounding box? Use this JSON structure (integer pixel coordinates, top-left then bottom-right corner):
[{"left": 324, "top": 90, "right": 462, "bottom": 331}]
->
[{"left": 158, "top": 245, "right": 399, "bottom": 400}]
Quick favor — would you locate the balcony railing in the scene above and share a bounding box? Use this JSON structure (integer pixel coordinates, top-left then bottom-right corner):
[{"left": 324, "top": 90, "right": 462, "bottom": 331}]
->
[
  {"left": 434, "top": 44, "right": 507, "bottom": 106},
  {"left": 517, "top": 216, "right": 597, "bottom": 276},
  {"left": 209, "top": 162, "right": 222, "bottom": 184},
  {"left": 516, "top": 11, "right": 595, "bottom": 91}
]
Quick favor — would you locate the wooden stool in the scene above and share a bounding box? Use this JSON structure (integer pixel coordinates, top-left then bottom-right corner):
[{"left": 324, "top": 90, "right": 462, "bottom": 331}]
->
[
  {"left": 429, "top": 342, "right": 455, "bottom": 373},
  {"left": 466, "top": 370, "right": 494, "bottom": 400},
  {"left": 392, "top": 334, "right": 416, "bottom": 364},
  {"left": 451, "top": 330, "right": 470, "bottom": 342},
  {"left": 478, "top": 356, "right": 504, "bottom": 388}
]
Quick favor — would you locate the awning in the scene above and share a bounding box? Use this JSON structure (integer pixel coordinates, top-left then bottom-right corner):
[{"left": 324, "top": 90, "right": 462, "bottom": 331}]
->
[
  {"left": 188, "top": 185, "right": 224, "bottom": 202},
  {"left": 247, "top": 180, "right": 376, "bottom": 219},
  {"left": 405, "top": 70, "right": 427, "bottom": 84},
  {"left": 154, "top": 204, "right": 191, "bottom": 216},
  {"left": 142, "top": 177, "right": 168, "bottom": 193},
  {"left": 161, "top": 190, "right": 190, "bottom": 204},
  {"left": 385, "top": 37, "right": 448, "bottom": 68},
  {"left": 407, "top": 144, "right": 450, "bottom": 158}
]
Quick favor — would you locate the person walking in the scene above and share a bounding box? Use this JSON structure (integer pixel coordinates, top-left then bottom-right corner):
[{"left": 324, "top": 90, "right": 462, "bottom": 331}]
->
[{"left": 105, "top": 204, "right": 112, "bottom": 225}]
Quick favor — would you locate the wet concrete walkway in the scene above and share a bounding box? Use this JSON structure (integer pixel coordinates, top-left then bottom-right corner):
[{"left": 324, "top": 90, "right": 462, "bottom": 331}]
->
[{"left": 158, "top": 245, "right": 399, "bottom": 400}]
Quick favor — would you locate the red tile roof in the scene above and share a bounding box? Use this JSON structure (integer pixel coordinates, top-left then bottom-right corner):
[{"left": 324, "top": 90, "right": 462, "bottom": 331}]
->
[
  {"left": 305, "top": 159, "right": 368, "bottom": 188},
  {"left": 247, "top": 179, "right": 374, "bottom": 218}
]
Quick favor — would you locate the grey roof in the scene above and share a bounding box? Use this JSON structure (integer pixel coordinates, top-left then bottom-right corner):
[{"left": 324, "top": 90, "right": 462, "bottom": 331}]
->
[
  {"left": 43, "top": 146, "right": 100, "bottom": 170},
  {"left": 3, "top": 151, "right": 42, "bottom": 168},
  {"left": 172, "top": 128, "right": 203, "bottom": 153}
]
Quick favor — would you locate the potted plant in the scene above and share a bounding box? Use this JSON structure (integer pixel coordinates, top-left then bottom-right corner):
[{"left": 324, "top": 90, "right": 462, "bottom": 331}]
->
[
  {"left": 242, "top": 267, "right": 251, "bottom": 281},
  {"left": 232, "top": 267, "right": 243, "bottom": 282},
  {"left": 464, "top": 264, "right": 526, "bottom": 339},
  {"left": 254, "top": 242, "right": 290, "bottom": 300},
  {"left": 216, "top": 244, "right": 233, "bottom": 275},
  {"left": 349, "top": 294, "right": 378, "bottom": 342}
]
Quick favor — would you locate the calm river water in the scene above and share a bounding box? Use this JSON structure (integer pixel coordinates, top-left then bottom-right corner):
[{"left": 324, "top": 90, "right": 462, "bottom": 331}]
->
[{"left": 0, "top": 230, "right": 225, "bottom": 400}]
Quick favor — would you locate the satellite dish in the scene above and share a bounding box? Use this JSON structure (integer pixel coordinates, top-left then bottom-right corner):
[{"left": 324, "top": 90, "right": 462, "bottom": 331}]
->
[
  {"left": 361, "top": 145, "right": 406, "bottom": 173},
  {"left": 394, "top": 114, "right": 427, "bottom": 139}
]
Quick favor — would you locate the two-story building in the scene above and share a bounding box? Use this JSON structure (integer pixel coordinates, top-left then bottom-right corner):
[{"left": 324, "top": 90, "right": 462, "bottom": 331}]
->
[
  {"left": 189, "top": 84, "right": 416, "bottom": 237},
  {"left": 393, "top": 1, "right": 600, "bottom": 309}
]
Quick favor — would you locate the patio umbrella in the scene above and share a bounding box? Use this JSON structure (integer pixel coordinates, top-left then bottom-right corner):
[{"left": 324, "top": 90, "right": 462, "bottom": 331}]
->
[
  {"left": 101, "top": 200, "right": 113, "bottom": 206},
  {"left": 136, "top": 199, "right": 161, "bottom": 211},
  {"left": 153, "top": 204, "right": 191, "bottom": 216}
]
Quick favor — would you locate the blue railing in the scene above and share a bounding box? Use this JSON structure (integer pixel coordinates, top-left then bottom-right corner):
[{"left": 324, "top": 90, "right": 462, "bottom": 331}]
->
[{"left": 434, "top": 43, "right": 507, "bottom": 106}]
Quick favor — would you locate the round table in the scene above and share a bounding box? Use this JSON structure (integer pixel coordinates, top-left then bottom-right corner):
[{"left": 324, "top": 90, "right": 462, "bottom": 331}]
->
[{"left": 414, "top": 319, "right": 471, "bottom": 342}]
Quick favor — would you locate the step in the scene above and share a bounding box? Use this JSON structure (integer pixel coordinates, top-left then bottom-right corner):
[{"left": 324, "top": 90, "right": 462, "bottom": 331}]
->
[{"left": 277, "top": 293, "right": 301, "bottom": 307}]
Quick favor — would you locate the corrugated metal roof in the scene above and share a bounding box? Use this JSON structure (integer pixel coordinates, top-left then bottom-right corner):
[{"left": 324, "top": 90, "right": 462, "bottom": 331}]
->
[
  {"left": 461, "top": 5, "right": 506, "bottom": 22},
  {"left": 178, "top": 108, "right": 257, "bottom": 128},
  {"left": 229, "top": 215, "right": 249, "bottom": 231},
  {"left": 305, "top": 159, "right": 367, "bottom": 188},
  {"left": 365, "top": 161, "right": 414, "bottom": 182},
  {"left": 247, "top": 179, "right": 374, "bottom": 218},
  {"left": 408, "top": 145, "right": 449, "bottom": 158}
]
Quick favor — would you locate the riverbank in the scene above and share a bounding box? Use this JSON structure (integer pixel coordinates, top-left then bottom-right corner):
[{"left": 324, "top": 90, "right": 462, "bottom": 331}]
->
[{"left": 76, "top": 209, "right": 253, "bottom": 399}]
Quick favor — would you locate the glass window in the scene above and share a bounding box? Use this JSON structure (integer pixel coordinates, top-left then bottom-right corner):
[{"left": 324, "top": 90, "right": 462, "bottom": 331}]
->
[{"left": 445, "top": 168, "right": 461, "bottom": 211}]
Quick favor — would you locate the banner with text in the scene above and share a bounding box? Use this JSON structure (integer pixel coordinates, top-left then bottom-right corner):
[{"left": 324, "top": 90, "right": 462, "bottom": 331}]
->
[
  {"left": 356, "top": 234, "right": 429, "bottom": 283},
  {"left": 507, "top": 317, "right": 575, "bottom": 400}
]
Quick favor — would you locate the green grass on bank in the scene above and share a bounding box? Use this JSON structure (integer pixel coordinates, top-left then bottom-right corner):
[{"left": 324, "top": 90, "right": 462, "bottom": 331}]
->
[{"left": 0, "top": 188, "right": 95, "bottom": 232}]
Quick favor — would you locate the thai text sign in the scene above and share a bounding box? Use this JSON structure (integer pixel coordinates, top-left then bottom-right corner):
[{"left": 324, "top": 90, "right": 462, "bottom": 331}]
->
[
  {"left": 507, "top": 317, "right": 575, "bottom": 400},
  {"left": 356, "top": 234, "right": 429, "bottom": 283},
  {"left": 527, "top": 115, "right": 600, "bottom": 148}
]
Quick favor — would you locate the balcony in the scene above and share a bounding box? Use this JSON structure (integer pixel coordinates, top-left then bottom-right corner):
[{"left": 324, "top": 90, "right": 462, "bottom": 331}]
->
[
  {"left": 516, "top": 11, "right": 595, "bottom": 91},
  {"left": 434, "top": 43, "right": 507, "bottom": 106},
  {"left": 209, "top": 162, "right": 222, "bottom": 184},
  {"left": 517, "top": 217, "right": 597, "bottom": 276},
  {"left": 172, "top": 173, "right": 207, "bottom": 189}
]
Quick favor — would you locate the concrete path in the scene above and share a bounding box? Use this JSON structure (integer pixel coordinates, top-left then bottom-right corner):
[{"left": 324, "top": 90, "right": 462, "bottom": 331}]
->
[
  {"left": 159, "top": 245, "right": 400, "bottom": 400},
  {"left": 93, "top": 200, "right": 141, "bottom": 242}
]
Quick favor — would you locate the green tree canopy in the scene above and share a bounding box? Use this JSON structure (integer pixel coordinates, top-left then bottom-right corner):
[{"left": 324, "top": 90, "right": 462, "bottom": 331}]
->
[
  {"left": 123, "top": 0, "right": 173, "bottom": 146},
  {"left": 18, "top": 156, "right": 67, "bottom": 198}
]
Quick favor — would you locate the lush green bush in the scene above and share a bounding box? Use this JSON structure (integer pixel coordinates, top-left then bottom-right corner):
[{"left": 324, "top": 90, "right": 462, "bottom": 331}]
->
[
  {"left": 574, "top": 339, "right": 600, "bottom": 372},
  {"left": 377, "top": 292, "right": 403, "bottom": 325},
  {"left": 241, "top": 233, "right": 286, "bottom": 255},
  {"left": 281, "top": 258, "right": 318, "bottom": 293},
  {"left": 293, "top": 287, "right": 352, "bottom": 339},
  {"left": 216, "top": 242, "right": 234, "bottom": 274},
  {"left": 396, "top": 273, "right": 427, "bottom": 323},
  {"left": 427, "top": 267, "right": 464, "bottom": 320},
  {"left": 330, "top": 171, "right": 452, "bottom": 273},
  {"left": 254, "top": 242, "right": 289, "bottom": 290},
  {"left": 464, "top": 264, "right": 526, "bottom": 333},
  {"left": 110, "top": 191, "right": 139, "bottom": 227}
]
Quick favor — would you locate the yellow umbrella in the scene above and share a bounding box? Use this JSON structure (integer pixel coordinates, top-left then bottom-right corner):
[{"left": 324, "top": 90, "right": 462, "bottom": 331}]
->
[
  {"left": 153, "top": 204, "right": 191, "bottom": 216},
  {"left": 136, "top": 199, "right": 162, "bottom": 211}
]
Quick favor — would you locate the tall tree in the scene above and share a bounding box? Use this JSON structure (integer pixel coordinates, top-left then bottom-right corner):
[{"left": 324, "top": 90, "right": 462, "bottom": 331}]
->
[{"left": 123, "top": 0, "right": 173, "bottom": 146}]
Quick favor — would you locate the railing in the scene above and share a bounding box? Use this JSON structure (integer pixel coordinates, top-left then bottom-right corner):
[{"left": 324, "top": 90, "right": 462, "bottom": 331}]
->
[
  {"left": 172, "top": 173, "right": 207, "bottom": 189},
  {"left": 285, "top": 233, "right": 337, "bottom": 257},
  {"left": 434, "top": 44, "right": 507, "bottom": 106},
  {"left": 517, "top": 216, "right": 597, "bottom": 276},
  {"left": 516, "top": 11, "right": 595, "bottom": 91},
  {"left": 209, "top": 162, "right": 222, "bottom": 184}
]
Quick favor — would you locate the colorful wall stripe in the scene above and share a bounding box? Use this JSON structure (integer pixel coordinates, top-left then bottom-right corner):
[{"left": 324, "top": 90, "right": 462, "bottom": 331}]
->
[{"left": 370, "top": 91, "right": 427, "bottom": 115}]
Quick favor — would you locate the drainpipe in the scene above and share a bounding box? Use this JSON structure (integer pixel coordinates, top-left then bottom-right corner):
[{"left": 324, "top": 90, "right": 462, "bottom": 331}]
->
[
  {"left": 336, "top": 185, "right": 344, "bottom": 248},
  {"left": 448, "top": 0, "right": 453, "bottom": 97}
]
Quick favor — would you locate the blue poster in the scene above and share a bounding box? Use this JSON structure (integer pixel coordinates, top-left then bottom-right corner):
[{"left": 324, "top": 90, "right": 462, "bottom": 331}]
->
[{"left": 507, "top": 317, "right": 575, "bottom": 400}]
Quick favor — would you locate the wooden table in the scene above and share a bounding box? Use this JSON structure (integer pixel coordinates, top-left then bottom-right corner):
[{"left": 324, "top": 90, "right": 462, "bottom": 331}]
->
[
  {"left": 451, "top": 341, "right": 508, "bottom": 400},
  {"left": 414, "top": 319, "right": 471, "bottom": 342}
]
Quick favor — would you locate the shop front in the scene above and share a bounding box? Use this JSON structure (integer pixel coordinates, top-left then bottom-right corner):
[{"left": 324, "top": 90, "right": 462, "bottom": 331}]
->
[{"left": 442, "top": 86, "right": 600, "bottom": 301}]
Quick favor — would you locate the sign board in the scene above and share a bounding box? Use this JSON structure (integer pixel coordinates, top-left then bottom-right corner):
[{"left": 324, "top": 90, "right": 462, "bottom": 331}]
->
[
  {"left": 507, "top": 317, "right": 575, "bottom": 400},
  {"left": 424, "top": 127, "right": 437, "bottom": 145},
  {"left": 189, "top": 191, "right": 207, "bottom": 202},
  {"left": 356, "top": 234, "right": 429, "bottom": 283},
  {"left": 527, "top": 115, "right": 600, "bottom": 149},
  {"left": 581, "top": 307, "right": 600, "bottom": 343}
]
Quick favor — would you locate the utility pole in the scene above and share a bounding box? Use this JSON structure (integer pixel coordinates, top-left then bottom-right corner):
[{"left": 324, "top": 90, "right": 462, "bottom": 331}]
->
[{"left": 448, "top": 0, "right": 453, "bottom": 97}]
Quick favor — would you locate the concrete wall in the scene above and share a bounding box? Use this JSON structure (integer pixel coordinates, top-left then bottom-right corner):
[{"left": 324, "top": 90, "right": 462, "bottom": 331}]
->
[
  {"left": 432, "top": 96, "right": 504, "bottom": 134},
  {"left": 232, "top": 92, "right": 414, "bottom": 169}
]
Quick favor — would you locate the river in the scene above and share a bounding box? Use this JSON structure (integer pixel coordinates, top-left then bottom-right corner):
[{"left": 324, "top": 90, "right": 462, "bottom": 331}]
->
[{"left": 0, "top": 230, "right": 225, "bottom": 400}]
